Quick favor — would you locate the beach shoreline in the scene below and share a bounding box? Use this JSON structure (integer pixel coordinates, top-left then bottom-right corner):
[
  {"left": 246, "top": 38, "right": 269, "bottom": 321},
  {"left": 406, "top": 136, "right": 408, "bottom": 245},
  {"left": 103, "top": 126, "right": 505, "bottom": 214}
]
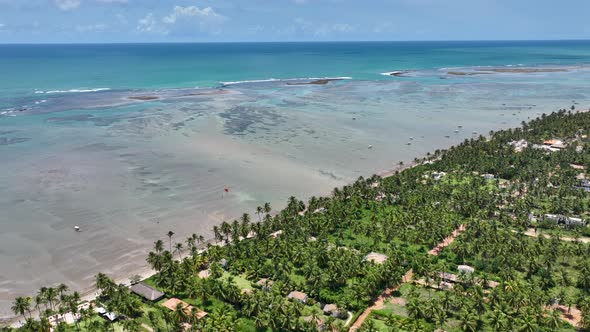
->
[
  {"left": 0, "top": 143, "right": 426, "bottom": 327},
  {"left": 4, "top": 106, "right": 590, "bottom": 327}
]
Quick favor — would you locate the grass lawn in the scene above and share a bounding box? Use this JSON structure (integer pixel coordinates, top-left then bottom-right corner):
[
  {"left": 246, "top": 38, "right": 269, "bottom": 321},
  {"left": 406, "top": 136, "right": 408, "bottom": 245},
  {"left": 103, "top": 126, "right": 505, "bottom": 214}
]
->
[{"left": 221, "top": 271, "right": 253, "bottom": 290}]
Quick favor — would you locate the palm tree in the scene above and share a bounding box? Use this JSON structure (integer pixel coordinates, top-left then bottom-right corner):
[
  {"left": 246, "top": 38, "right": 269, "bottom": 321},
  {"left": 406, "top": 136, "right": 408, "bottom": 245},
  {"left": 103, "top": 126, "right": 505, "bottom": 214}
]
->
[
  {"left": 34, "top": 294, "right": 46, "bottom": 317},
  {"left": 11, "top": 297, "right": 32, "bottom": 321},
  {"left": 458, "top": 309, "right": 478, "bottom": 332},
  {"left": 263, "top": 202, "right": 272, "bottom": 215},
  {"left": 174, "top": 242, "right": 184, "bottom": 260},
  {"left": 167, "top": 231, "right": 175, "bottom": 252},
  {"left": 154, "top": 239, "right": 164, "bottom": 253},
  {"left": 56, "top": 283, "right": 69, "bottom": 298},
  {"left": 256, "top": 206, "right": 263, "bottom": 222},
  {"left": 122, "top": 318, "right": 142, "bottom": 332},
  {"left": 44, "top": 287, "right": 59, "bottom": 311},
  {"left": 148, "top": 311, "right": 160, "bottom": 331}
]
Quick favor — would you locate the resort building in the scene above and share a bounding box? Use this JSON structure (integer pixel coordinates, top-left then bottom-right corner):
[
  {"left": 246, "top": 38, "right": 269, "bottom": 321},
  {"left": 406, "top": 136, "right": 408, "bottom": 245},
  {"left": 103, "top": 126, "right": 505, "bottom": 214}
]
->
[
  {"left": 162, "top": 298, "right": 207, "bottom": 319},
  {"left": 129, "top": 282, "right": 165, "bottom": 302},
  {"left": 287, "top": 291, "right": 308, "bottom": 303}
]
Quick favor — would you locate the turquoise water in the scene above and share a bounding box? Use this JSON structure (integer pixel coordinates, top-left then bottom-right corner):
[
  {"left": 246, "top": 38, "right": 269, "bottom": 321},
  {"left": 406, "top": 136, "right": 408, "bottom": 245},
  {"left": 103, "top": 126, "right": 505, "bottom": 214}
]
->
[
  {"left": 1, "top": 41, "right": 590, "bottom": 318},
  {"left": 2, "top": 41, "right": 590, "bottom": 98}
]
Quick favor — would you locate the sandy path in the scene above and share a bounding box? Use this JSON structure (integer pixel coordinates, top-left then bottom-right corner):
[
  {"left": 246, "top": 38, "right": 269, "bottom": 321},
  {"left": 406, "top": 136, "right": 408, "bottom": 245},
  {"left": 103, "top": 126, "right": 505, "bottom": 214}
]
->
[
  {"left": 551, "top": 304, "right": 582, "bottom": 328},
  {"left": 428, "top": 224, "right": 466, "bottom": 256},
  {"left": 349, "top": 224, "right": 466, "bottom": 331},
  {"left": 518, "top": 228, "right": 590, "bottom": 243}
]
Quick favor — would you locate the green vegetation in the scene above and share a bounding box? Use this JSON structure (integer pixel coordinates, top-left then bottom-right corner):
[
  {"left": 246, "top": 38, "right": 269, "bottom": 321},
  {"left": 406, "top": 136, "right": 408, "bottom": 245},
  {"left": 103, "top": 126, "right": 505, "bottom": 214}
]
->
[{"left": 5, "top": 109, "right": 590, "bottom": 331}]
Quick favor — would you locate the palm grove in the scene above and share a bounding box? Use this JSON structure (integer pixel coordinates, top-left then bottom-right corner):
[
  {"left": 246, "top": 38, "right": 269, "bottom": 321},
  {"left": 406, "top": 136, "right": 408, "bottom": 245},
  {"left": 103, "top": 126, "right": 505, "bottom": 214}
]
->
[{"left": 5, "top": 108, "right": 590, "bottom": 331}]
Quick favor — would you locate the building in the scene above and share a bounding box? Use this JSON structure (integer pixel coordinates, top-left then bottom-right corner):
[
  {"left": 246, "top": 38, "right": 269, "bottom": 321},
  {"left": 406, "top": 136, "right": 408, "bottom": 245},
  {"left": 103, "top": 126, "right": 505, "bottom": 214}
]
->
[
  {"left": 303, "top": 316, "right": 325, "bottom": 330},
  {"left": 543, "top": 214, "right": 586, "bottom": 227},
  {"left": 458, "top": 265, "right": 475, "bottom": 274},
  {"left": 287, "top": 291, "right": 308, "bottom": 303},
  {"left": 508, "top": 139, "right": 528, "bottom": 152},
  {"left": 576, "top": 179, "right": 590, "bottom": 193},
  {"left": 364, "top": 252, "right": 388, "bottom": 264},
  {"left": 432, "top": 172, "right": 446, "bottom": 181},
  {"left": 322, "top": 304, "right": 341, "bottom": 317},
  {"left": 482, "top": 174, "right": 495, "bottom": 180},
  {"left": 543, "top": 139, "right": 567, "bottom": 149},
  {"left": 269, "top": 230, "right": 283, "bottom": 238},
  {"left": 94, "top": 307, "right": 118, "bottom": 322},
  {"left": 256, "top": 278, "right": 274, "bottom": 290},
  {"left": 129, "top": 282, "right": 165, "bottom": 302},
  {"left": 162, "top": 298, "right": 207, "bottom": 319}
]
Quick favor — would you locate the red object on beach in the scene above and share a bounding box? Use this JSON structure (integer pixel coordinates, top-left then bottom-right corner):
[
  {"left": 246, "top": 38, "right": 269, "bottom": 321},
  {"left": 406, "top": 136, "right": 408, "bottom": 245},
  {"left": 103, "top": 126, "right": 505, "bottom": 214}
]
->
[{"left": 224, "top": 187, "right": 229, "bottom": 193}]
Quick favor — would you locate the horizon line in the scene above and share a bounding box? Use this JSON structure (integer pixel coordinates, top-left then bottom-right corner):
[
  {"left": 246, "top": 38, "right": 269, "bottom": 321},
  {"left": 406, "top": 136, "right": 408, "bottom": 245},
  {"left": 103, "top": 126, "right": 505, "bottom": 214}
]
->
[{"left": 1, "top": 39, "right": 590, "bottom": 46}]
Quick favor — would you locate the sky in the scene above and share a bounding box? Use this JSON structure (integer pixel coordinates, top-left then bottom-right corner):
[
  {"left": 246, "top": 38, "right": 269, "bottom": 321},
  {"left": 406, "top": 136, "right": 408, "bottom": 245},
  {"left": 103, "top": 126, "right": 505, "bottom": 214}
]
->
[{"left": 0, "top": 0, "right": 589, "bottom": 43}]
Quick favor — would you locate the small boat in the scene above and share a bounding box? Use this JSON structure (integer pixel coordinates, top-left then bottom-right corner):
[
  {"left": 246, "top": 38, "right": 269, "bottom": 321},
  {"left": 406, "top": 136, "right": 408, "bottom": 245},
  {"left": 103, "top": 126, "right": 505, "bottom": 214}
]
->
[
  {"left": 472, "top": 131, "right": 478, "bottom": 135},
  {"left": 458, "top": 125, "right": 462, "bottom": 128},
  {"left": 368, "top": 145, "right": 373, "bottom": 149},
  {"left": 454, "top": 129, "right": 459, "bottom": 133},
  {"left": 444, "top": 135, "right": 450, "bottom": 138},
  {"left": 409, "top": 137, "right": 414, "bottom": 140},
  {"left": 74, "top": 225, "right": 81, "bottom": 232},
  {"left": 352, "top": 117, "right": 356, "bottom": 120},
  {"left": 406, "top": 142, "right": 411, "bottom": 145}
]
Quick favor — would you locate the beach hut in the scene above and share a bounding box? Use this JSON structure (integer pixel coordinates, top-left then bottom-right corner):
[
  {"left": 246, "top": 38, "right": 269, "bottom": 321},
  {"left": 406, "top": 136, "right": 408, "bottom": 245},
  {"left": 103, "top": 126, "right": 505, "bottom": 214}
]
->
[
  {"left": 303, "top": 316, "right": 325, "bottom": 330},
  {"left": 364, "top": 252, "right": 388, "bottom": 264},
  {"left": 322, "top": 304, "right": 341, "bottom": 317},
  {"left": 256, "top": 278, "right": 274, "bottom": 290},
  {"left": 129, "top": 282, "right": 165, "bottom": 302},
  {"left": 287, "top": 291, "right": 308, "bottom": 303},
  {"left": 198, "top": 269, "right": 210, "bottom": 279},
  {"left": 269, "top": 230, "right": 283, "bottom": 238},
  {"left": 439, "top": 272, "right": 459, "bottom": 283}
]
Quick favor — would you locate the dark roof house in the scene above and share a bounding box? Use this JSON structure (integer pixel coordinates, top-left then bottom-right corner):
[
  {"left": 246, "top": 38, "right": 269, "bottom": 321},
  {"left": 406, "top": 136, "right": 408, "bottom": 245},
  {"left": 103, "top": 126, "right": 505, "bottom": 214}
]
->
[{"left": 129, "top": 282, "right": 165, "bottom": 301}]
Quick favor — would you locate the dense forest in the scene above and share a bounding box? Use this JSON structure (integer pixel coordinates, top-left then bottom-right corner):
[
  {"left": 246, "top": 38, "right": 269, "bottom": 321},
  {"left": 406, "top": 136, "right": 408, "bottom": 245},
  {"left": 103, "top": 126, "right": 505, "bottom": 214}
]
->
[{"left": 4, "top": 108, "right": 590, "bottom": 331}]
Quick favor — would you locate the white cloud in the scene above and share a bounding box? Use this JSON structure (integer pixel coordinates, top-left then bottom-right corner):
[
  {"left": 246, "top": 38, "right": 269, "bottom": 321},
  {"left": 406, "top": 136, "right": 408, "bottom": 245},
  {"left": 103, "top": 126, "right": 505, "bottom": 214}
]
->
[
  {"left": 137, "top": 5, "right": 226, "bottom": 36},
  {"left": 115, "top": 13, "right": 128, "bottom": 24},
  {"left": 137, "top": 13, "right": 167, "bottom": 34},
  {"left": 0, "top": 24, "right": 5, "bottom": 29},
  {"left": 293, "top": 18, "right": 355, "bottom": 37},
  {"left": 314, "top": 23, "right": 355, "bottom": 36},
  {"left": 55, "top": 0, "right": 80, "bottom": 11},
  {"left": 162, "top": 5, "right": 225, "bottom": 25},
  {"left": 76, "top": 23, "right": 107, "bottom": 32}
]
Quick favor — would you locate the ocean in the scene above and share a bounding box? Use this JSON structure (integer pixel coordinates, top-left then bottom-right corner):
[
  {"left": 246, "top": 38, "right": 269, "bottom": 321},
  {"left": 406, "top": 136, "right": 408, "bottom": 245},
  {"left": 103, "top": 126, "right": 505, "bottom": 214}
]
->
[{"left": 1, "top": 41, "right": 590, "bottom": 318}]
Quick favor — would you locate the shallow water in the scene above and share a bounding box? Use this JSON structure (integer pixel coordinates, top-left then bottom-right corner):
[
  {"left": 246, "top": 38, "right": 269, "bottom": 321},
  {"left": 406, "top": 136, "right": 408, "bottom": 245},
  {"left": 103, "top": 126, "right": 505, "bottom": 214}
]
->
[{"left": 1, "top": 41, "right": 590, "bottom": 318}]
